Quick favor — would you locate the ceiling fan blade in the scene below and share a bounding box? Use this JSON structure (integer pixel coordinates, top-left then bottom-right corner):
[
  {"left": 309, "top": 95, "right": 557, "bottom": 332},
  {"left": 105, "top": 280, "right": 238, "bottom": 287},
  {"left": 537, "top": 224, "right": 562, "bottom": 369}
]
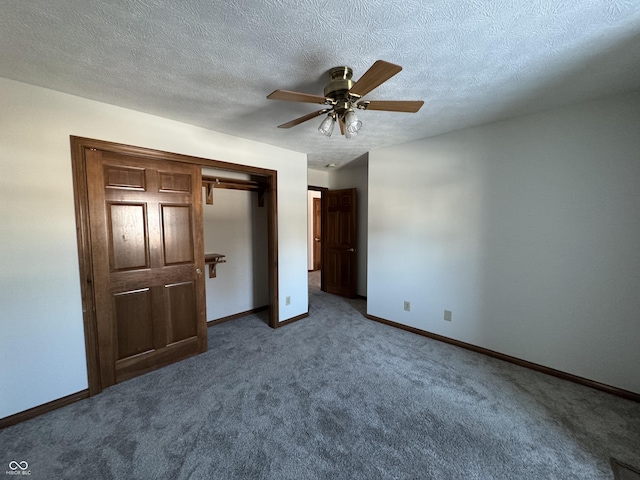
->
[
  {"left": 277, "top": 109, "right": 331, "bottom": 129},
  {"left": 349, "top": 60, "right": 403, "bottom": 97},
  {"left": 267, "top": 89, "right": 331, "bottom": 104},
  {"left": 359, "top": 100, "right": 424, "bottom": 113}
]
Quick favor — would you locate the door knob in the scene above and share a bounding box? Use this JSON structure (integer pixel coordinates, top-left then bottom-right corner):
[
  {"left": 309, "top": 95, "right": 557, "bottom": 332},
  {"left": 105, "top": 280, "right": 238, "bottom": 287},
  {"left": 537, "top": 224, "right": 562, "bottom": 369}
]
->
[
  {"left": 347, "top": 248, "right": 355, "bottom": 252},
  {"left": 196, "top": 268, "right": 202, "bottom": 275}
]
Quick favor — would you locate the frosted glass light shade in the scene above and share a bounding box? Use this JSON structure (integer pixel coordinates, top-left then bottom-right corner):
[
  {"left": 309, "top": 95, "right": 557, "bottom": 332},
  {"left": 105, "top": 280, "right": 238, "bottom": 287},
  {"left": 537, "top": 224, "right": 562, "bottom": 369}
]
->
[
  {"left": 345, "top": 128, "right": 357, "bottom": 139},
  {"left": 344, "top": 110, "right": 362, "bottom": 133},
  {"left": 318, "top": 115, "right": 335, "bottom": 136}
]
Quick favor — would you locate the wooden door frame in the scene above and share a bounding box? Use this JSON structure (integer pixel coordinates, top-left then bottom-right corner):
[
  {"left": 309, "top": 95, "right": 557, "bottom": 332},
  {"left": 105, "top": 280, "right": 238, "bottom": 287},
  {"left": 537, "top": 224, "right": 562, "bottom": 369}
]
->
[{"left": 71, "top": 136, "right": 279, "bottom": 396}]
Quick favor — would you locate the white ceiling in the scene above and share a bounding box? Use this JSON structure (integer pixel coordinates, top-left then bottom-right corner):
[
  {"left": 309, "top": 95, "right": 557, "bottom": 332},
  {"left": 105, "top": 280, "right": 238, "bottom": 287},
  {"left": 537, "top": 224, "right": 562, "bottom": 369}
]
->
[{"left": 2, "top": 1, "right": 640, "bottom": 170}]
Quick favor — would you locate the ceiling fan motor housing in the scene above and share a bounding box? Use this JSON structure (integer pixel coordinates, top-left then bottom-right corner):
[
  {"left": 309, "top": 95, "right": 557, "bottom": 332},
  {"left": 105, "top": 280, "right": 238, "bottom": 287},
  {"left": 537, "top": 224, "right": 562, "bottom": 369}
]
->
[{"left": 324, "top": 66, "right": 357, "bottom": 114}]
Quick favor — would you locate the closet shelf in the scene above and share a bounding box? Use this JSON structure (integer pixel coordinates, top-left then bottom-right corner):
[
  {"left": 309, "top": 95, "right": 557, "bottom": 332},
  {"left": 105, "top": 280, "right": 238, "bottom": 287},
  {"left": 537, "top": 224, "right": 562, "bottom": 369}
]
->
[
  {"left": 202, "top": 175, "right": 267, "bottom": 207},
  {"left": 204, "top": 253, "right": 226, "bottom": 278}
]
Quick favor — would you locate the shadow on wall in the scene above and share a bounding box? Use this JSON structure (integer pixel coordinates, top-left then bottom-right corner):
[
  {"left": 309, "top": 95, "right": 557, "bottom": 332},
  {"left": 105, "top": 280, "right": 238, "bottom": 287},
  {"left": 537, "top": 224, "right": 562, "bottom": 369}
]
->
[
  {"left": 471, "top": 27, "right": 640, "bottom": 135},
  {"left": 251, "top": 190, "right": 269, "bottom": 307}
]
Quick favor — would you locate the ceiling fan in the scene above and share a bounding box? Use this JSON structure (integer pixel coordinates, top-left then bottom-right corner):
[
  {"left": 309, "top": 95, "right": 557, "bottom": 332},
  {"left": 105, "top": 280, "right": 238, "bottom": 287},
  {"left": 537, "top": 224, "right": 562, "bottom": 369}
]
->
[{"left": 266, "top": 60, "right": 424, "bottom": 139}]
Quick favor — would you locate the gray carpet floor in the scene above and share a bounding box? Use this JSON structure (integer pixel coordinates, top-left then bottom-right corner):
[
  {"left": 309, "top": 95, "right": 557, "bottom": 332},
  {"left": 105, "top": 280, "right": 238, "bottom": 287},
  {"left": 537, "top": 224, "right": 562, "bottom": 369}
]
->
[{"left": 1, "top": 272, "right": 639, "bottom": 479}]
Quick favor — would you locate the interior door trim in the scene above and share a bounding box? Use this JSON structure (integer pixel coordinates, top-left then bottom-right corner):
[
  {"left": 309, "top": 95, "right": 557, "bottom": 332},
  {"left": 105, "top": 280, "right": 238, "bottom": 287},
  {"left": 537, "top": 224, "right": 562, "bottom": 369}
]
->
[{"left": 71, "top": 136, "right": 279, "bottom": 395}]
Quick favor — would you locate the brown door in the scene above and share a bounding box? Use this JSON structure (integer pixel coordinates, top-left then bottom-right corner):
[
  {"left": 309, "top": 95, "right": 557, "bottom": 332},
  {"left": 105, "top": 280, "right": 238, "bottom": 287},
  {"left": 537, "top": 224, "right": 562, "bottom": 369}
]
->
[
  {"left": 86, "top": 149, "right": 207, "bottom": 388},
  {"left": 313, "top": 197, "right": 322, "bottom": 271},
  {"left": 321, "top": 188, "right": 357, "bottom": 298}
]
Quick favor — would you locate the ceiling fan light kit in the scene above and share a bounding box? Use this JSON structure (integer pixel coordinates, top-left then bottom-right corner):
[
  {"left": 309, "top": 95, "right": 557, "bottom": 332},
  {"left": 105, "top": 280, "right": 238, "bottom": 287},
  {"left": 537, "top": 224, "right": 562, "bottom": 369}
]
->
[{"left": 267, "top": 60, "right": 424, "bottom": 139}]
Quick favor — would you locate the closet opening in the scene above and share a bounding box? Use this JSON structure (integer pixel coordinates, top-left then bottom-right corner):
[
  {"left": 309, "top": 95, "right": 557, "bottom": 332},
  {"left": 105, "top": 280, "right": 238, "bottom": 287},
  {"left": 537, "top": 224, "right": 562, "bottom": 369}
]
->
[{"left": 202, "top": 169, "right": 270, "bottom": 327}]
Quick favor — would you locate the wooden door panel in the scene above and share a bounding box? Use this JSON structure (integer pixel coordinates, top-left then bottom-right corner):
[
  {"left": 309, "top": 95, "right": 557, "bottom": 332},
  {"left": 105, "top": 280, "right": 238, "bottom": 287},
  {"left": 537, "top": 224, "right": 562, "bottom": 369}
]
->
[
  {"left": 326, "top": 211, "right": 339, "bottom": 244},
  {"left": 104, "top": 165, "right": 146, "bottom": 190},
  {"left": 322, "top": 188, "right": 357, "bottom": 298},
  {"left": 108, "top": 203, "right": 149, "bottom": 271},
  {"left": 113, "top": 288, "right": 154, "bottom": 360},
  {"left": 324, "top": 250, "right": 338, "bottom": 285},
  {"left": 86, "top": 149, "right": 206, "bottom": 389},
  {"left": 339, "top": 212, "right": 353, "bottom": 245},
  {"left": 159, "top": 172, "right": 192, "bottom": 193},
  {"left": 115, "top": 336, "right": 200, "bottom": 383},
  {"left": 324, "top": 250, "right": 354, "bottom": 294},
  {"left": 161, "top": 204, "right": 194, "bottom": 265},
  {"left": 165, "top": 281, "right": 197, "bottom": 344}
]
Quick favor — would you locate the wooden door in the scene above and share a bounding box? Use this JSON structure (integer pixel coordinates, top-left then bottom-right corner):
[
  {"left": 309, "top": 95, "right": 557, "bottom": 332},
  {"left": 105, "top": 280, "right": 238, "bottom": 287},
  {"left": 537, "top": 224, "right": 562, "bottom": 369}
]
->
[
  {"left": 321, "top": 188, "right": 357, "bottom": 298},
  {"left": 86, "top": 149, "right": 207, "bottom": 388},
  {"left": 313, "top": 197, "right": 322, "bottom": 271}
]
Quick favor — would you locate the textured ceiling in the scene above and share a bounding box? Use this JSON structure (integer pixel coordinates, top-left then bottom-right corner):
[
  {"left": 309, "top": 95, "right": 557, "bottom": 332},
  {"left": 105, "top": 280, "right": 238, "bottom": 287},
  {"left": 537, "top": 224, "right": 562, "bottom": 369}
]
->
[{"left": 2, "top": 0, "right": 640, "bottom": 169}]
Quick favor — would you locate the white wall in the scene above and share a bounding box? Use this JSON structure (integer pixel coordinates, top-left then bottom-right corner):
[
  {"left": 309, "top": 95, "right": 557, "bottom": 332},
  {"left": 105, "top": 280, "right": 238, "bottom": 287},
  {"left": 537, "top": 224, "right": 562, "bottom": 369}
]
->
[
  {"left": 307, "top": 168, "right": 329, "bottom": 188},
  {"left": 202, "top": 169, "right": 268, "bottom": 320},
  {"left": 368, "top": 90, "right": 640, "bottom": 394},
  {"left": 0, "top": 78, "right": 308, "bottom": 419},
  {"left": 329, "top": 161, "right": 369, "bottom": 297}
]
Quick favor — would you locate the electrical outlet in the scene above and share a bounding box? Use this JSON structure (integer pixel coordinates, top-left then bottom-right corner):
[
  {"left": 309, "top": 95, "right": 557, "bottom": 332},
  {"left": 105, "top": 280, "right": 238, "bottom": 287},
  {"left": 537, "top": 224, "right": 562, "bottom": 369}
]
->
[
  {"left": 404, "top": 301, "right": 411, "bottom": 312},
  {"left": 285, "top": 296, "right": 291, "bottom": 306},
  {"left": 444, "top": 310, "right": 452, "bottom": 321}
]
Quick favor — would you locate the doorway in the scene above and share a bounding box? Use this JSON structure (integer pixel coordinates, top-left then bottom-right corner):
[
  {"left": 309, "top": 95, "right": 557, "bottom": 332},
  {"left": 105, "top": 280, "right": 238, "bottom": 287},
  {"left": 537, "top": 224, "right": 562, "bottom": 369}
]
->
[
  {"left": 307, "top": 187, "right": 324, "bottom": 273},
  {"left": 71, "top": 136, "right": 279, "bottom": 395},
  {"left": 307, "top": 186, "right": 358, "bottom": 299},
  {"left": 313, "top": 197, "right": 322, "bottom": 271}
]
